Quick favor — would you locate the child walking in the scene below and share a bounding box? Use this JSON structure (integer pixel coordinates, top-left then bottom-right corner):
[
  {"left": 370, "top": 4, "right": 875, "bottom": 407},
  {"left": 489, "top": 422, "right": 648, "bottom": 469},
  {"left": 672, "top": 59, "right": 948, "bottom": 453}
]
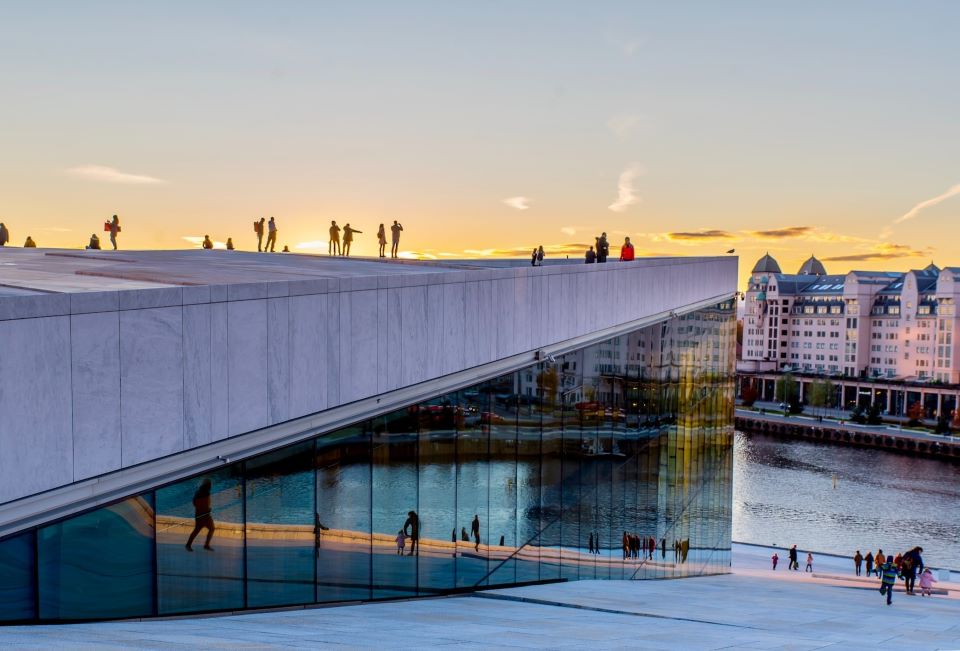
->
[
  {"left": 805, "top": 552, "right": 814, "bottom": 572},
  {"left": 919, "top": 568, "right": 937, "bottom": 596},
  {"left": 771, "top": 552, "right": 779, "bottom": 570},
  {"left": 395, "top": 530, "right": 406, "bottom": 555}
]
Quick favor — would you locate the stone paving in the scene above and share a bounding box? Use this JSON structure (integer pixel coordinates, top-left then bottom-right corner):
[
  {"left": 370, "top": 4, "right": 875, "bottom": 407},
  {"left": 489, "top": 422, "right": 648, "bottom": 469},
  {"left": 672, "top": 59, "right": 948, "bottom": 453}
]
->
[{"left": 3, "top": 545, "right": 959, "bottom": 649}]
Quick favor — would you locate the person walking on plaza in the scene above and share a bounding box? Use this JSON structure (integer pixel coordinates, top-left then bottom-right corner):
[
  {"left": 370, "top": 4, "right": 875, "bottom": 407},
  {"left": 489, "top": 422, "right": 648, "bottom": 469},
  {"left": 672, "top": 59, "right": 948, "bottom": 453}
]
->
[
  {"left": 919, "top": 568, "right": 937, "bottom": 596},
  {"left": 622, "top": 532, "right": 629, "bottom": 559},
  {"left": 879, "top": 556, "right": 900, "bottom": 605},
  {"left": 255, "top": 217, "right": 265, "bottom": 251},
  {"left": 788, "top": 544, "right": 799, "bottom": 571},
  {"left": 855, "top": 550, "right": 863, "bottom": 576},
  {"left": 865, "top": 550, "right": 874, "bottom": 577},
  {"left": 264, "top": 217, "right": 277, "bottom": 252},
  {"left": 536, "top": 245, "right": 544, "bottom": 266},
  {"left": 619, "top": 236, "right": 635, "bottom": 261},
  {"left": 661, "top": 537, "right": 666, "bottom": 559},
  {"left": 395, "top": 530, "right": 406, "bottom": 555},
  {"left": 771, "top": 552, "right": 779, "bottom": 570},
  {"left": 585, "top": 245, "right": 596, "bottom": 263},
  {"left": 108, "top": 215, "right": 120, "bottom": 250},
  {"left": 390, "top": 220, "right": 403, "bottom": 258},
  {"left": 901, "top": 546, "right": 924, "bottom": 595},
  {"left": 0, "top": 222, "right": 8, "bottom": 247},
  {"left": 377, "top": 223, "right": 387, "bottom": 258},
  {"left": 342, "top": 223, "right": 361, "bottom": 256},
  {"left": 875, "top": 550, "right": 885, "bottom": 577},
  {"left": 530, "top": 247, "right": 538, "bottom": 267},
  {"left": 329, "top": 221, "right": 341, "bottom": 255},
  {"left": 23, "top": 236, "right": 36, "bottom": 247},
  {"left": 649, "top": 536, "right": 656, "bottom": 560},
  {"left": 805, "top": 552, "right": 814, "bottom": 572}
]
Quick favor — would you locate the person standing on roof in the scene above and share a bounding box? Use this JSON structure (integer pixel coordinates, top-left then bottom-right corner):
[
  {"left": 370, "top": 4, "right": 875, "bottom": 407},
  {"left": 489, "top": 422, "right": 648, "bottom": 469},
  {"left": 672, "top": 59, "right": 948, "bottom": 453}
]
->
[
  {"left": 620, "top": 237, "right": 635, "bottom": 261},
  {"left": 265, "top": 217, "right": 278, "bottom": 252},
  {"left": 329, "top": 221, "right": 341, "bottom": 256},
  {"left": 108, "top": 215, "right": 120, "bottom": 250},
  {"left": 342, "top": 223, "right": 362, "bottom": 256},
  {"left": 390, "top": 220, "right": 403, "bottom": 258}
]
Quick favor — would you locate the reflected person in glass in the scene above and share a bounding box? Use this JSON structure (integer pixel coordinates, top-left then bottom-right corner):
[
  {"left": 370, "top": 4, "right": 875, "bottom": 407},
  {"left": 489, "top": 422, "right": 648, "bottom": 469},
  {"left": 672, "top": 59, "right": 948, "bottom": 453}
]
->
[{"left": 185, "top": 479, "right": 215, "bottom": 552}]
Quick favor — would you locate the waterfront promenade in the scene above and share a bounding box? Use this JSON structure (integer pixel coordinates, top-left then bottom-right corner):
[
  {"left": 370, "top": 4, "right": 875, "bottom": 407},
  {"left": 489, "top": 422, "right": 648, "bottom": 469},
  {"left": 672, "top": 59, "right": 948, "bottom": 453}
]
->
[{"left": 3, "top": 544, "right": 959, "bottom": 649}]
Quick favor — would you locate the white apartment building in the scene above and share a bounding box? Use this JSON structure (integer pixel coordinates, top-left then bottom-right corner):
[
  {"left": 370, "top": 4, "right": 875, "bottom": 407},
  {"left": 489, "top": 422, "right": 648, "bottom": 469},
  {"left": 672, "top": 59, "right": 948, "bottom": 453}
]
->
[{"left": 739, "top": 253, "right": 960, "bottom": 384}]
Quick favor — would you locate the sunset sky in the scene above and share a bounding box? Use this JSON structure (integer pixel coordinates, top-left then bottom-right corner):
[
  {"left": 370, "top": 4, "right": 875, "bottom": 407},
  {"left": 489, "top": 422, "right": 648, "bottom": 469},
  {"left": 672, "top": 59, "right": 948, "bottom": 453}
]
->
[{"left": 1, "top": 1, "right": 958, "bottom": 288}]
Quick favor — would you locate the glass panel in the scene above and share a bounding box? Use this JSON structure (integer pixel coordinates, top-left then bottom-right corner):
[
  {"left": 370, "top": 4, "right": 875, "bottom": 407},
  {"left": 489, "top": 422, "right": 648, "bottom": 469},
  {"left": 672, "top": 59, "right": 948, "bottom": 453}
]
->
[
  {"left": 156, "top": 466, "right": 245, "bottom": 614},
  {"left": 417, "top": 392, "right": 457, "bottom": 594},
  {"left": 515, "top": 366, "right": 542, "bottom": 583},
  {"left": 539, "top": 361, "right": 562, "bottom": 581},
  {"left": 371, "top": 407, "right": 419, "bottom": 598},
  {"left": 455, "top": 387, "right": 490, "bottom": 589},
  {"left": 316, "top": 424, "right": 372, "bottom": 603},
  {"left": 0, "top": 532, "right": 36, "bottom": 622},
  {"left": 485, "top": 375, "right": 517, "bottom": 587},
  {"left": 245, "top": 441, "right": 315, "bottom": 608},
  {"left": 38, "top": 495, "right": 155, "bottom": 620}
]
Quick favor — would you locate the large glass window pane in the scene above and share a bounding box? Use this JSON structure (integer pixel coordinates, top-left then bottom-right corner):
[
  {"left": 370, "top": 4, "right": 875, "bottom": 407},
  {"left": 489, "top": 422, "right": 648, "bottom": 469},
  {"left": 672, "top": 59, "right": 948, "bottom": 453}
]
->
[
  {"left": 416, "top": 392, "right": 458, "bottom": 594},
  {"left": 484, "top": 376, "right": 517, "bottom": 587},
  {"left": 514, "top": 367, "right": 542, "bottom": 583},
  {"left": 456, "top": 387, "right": 490, "bottom": 589},
  {"left": 539, "top": 361, "right": 562, "bottom": 582},
  {"left": 371, "top": 407, "right": 419, "bottom": 598},
  {"left": 38, "top": 495, "right": 155, "bottom": 620},
  {"left": 245, "top": 442, "right": 315, "bottom": 608},
  {"left": 156, "top": 466, "right": 245, "bottom": 614},
  {"left": 316, "top": 424, "right": 372, "bottom": 603},
  {"left": 0, "top": 532, "right": 36, "bottom": 622}
]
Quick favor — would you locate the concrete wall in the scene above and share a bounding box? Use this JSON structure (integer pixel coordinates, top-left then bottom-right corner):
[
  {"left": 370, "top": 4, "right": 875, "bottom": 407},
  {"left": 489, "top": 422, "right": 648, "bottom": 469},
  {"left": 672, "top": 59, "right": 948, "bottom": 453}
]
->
[{"left": 0, "top": 257, "right": 736, "bottom": 504}]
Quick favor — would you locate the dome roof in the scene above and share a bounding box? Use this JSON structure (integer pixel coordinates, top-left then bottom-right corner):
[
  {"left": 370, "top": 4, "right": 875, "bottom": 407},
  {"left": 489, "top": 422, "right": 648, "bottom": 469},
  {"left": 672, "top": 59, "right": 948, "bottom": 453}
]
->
[
  {"left": 798, "top": 255, "right": 827, "bottom": 276},
  {"left": 751, "top": 253, "right": 781, "bottom": 274}
]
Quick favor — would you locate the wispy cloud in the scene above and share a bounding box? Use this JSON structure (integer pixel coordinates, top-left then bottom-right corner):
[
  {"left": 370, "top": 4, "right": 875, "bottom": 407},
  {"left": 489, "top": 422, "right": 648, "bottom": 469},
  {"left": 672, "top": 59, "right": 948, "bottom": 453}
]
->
[
  {"left": 608, "top": 164, "right": 642, "bottom": 212},
  {"left": 42, "top": 226, "right": 72, "bottom": 232},
  {"left": 664, "top": 229, "right": 736, "bottom": 241},
  {"left": 67, "top": 164, "right": 166, "bottom": 185},
  {"left": 560, "top": 226, "right": 577, "bottom": 236},
  {"left": 606, "top": 114, "right": 646, "bottom": 138},
  {"left": 621, "top": 39, "right": 642, "bottom": 56},
  {"left": 894, "top": 182, "right": 960, "bottom": 225},
  {"left": 502, "top": 196, "right": 530, "bottom": 211},
  {"left": 822, "top": 243, "right": 932, "bottom": 262},
  {"left": 746, "top": 226, "right": 814, "bottom": 239}
]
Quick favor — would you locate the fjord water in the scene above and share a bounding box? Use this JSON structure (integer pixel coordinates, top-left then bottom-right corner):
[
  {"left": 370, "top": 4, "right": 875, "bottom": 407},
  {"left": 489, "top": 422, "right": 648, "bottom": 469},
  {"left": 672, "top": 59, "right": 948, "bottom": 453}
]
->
[{"left": 733, "top": 430, "right": 960, "bottom": 569}]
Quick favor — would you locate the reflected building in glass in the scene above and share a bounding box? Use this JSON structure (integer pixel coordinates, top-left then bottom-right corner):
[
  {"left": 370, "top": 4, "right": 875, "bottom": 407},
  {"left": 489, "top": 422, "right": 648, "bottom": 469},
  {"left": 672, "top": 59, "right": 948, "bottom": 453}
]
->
[{"left": 0, "top": 300, "right": 735, "bottom": 623}]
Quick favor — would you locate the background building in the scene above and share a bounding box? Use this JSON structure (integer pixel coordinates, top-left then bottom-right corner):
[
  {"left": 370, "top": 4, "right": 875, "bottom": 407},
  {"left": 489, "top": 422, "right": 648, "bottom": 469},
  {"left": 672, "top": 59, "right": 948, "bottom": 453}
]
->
[{"left": 740, "top": 253, "right": 960, "bottom": 383}]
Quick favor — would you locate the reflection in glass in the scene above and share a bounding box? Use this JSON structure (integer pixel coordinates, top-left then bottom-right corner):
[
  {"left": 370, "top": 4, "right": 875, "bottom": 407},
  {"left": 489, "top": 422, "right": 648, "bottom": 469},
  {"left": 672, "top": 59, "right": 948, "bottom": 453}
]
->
[
  {"left": 245, "top": 441, "right": 315, "bottom": 608},
  {"left": 157, "top": 467, "right": 245, "bottom": 614},
  {"left": 38, "top": 495, "right": 155, "bottom": 620},
  {"left": 316, "top": 425, "right": 372, "bottom": 603},
  {"left": 417, "top": 392, "right": 458, "bottom": 594},
  {"left": 3, "top": 300, "right": 736, "bottom": 622},
  {"left": 0, "top": 532, "right": 36, "bottom": 622},
  {"left": 371, "top": 407, "right": 419, "bottom": 598}
]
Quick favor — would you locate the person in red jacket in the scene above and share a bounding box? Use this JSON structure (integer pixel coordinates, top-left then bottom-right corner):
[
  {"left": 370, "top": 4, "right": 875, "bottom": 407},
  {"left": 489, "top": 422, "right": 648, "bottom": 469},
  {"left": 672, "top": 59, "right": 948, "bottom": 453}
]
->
[{"left": 620, "top": 236, "right": 635, "bottom": 261}]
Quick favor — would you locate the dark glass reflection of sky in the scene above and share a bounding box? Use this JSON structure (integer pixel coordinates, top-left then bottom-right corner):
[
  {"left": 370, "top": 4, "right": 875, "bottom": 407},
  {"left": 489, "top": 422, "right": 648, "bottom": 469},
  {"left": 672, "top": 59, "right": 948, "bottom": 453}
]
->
[{"left": 733, "top": 431, "right": 960, "bottom": 569}]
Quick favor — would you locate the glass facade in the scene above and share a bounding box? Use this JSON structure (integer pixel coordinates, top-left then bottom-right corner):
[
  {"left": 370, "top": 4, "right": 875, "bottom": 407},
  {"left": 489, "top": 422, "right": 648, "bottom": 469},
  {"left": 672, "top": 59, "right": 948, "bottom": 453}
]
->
[{"left": 0, "top": 302, "right": 735, "bottom": 623}]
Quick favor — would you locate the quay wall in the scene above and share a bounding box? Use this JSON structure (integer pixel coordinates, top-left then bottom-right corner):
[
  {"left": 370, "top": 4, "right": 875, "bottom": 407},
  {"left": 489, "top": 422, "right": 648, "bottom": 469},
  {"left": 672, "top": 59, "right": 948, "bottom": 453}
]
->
[{"left": 735, "top": 415, "right": 960, "bottom": 462}]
